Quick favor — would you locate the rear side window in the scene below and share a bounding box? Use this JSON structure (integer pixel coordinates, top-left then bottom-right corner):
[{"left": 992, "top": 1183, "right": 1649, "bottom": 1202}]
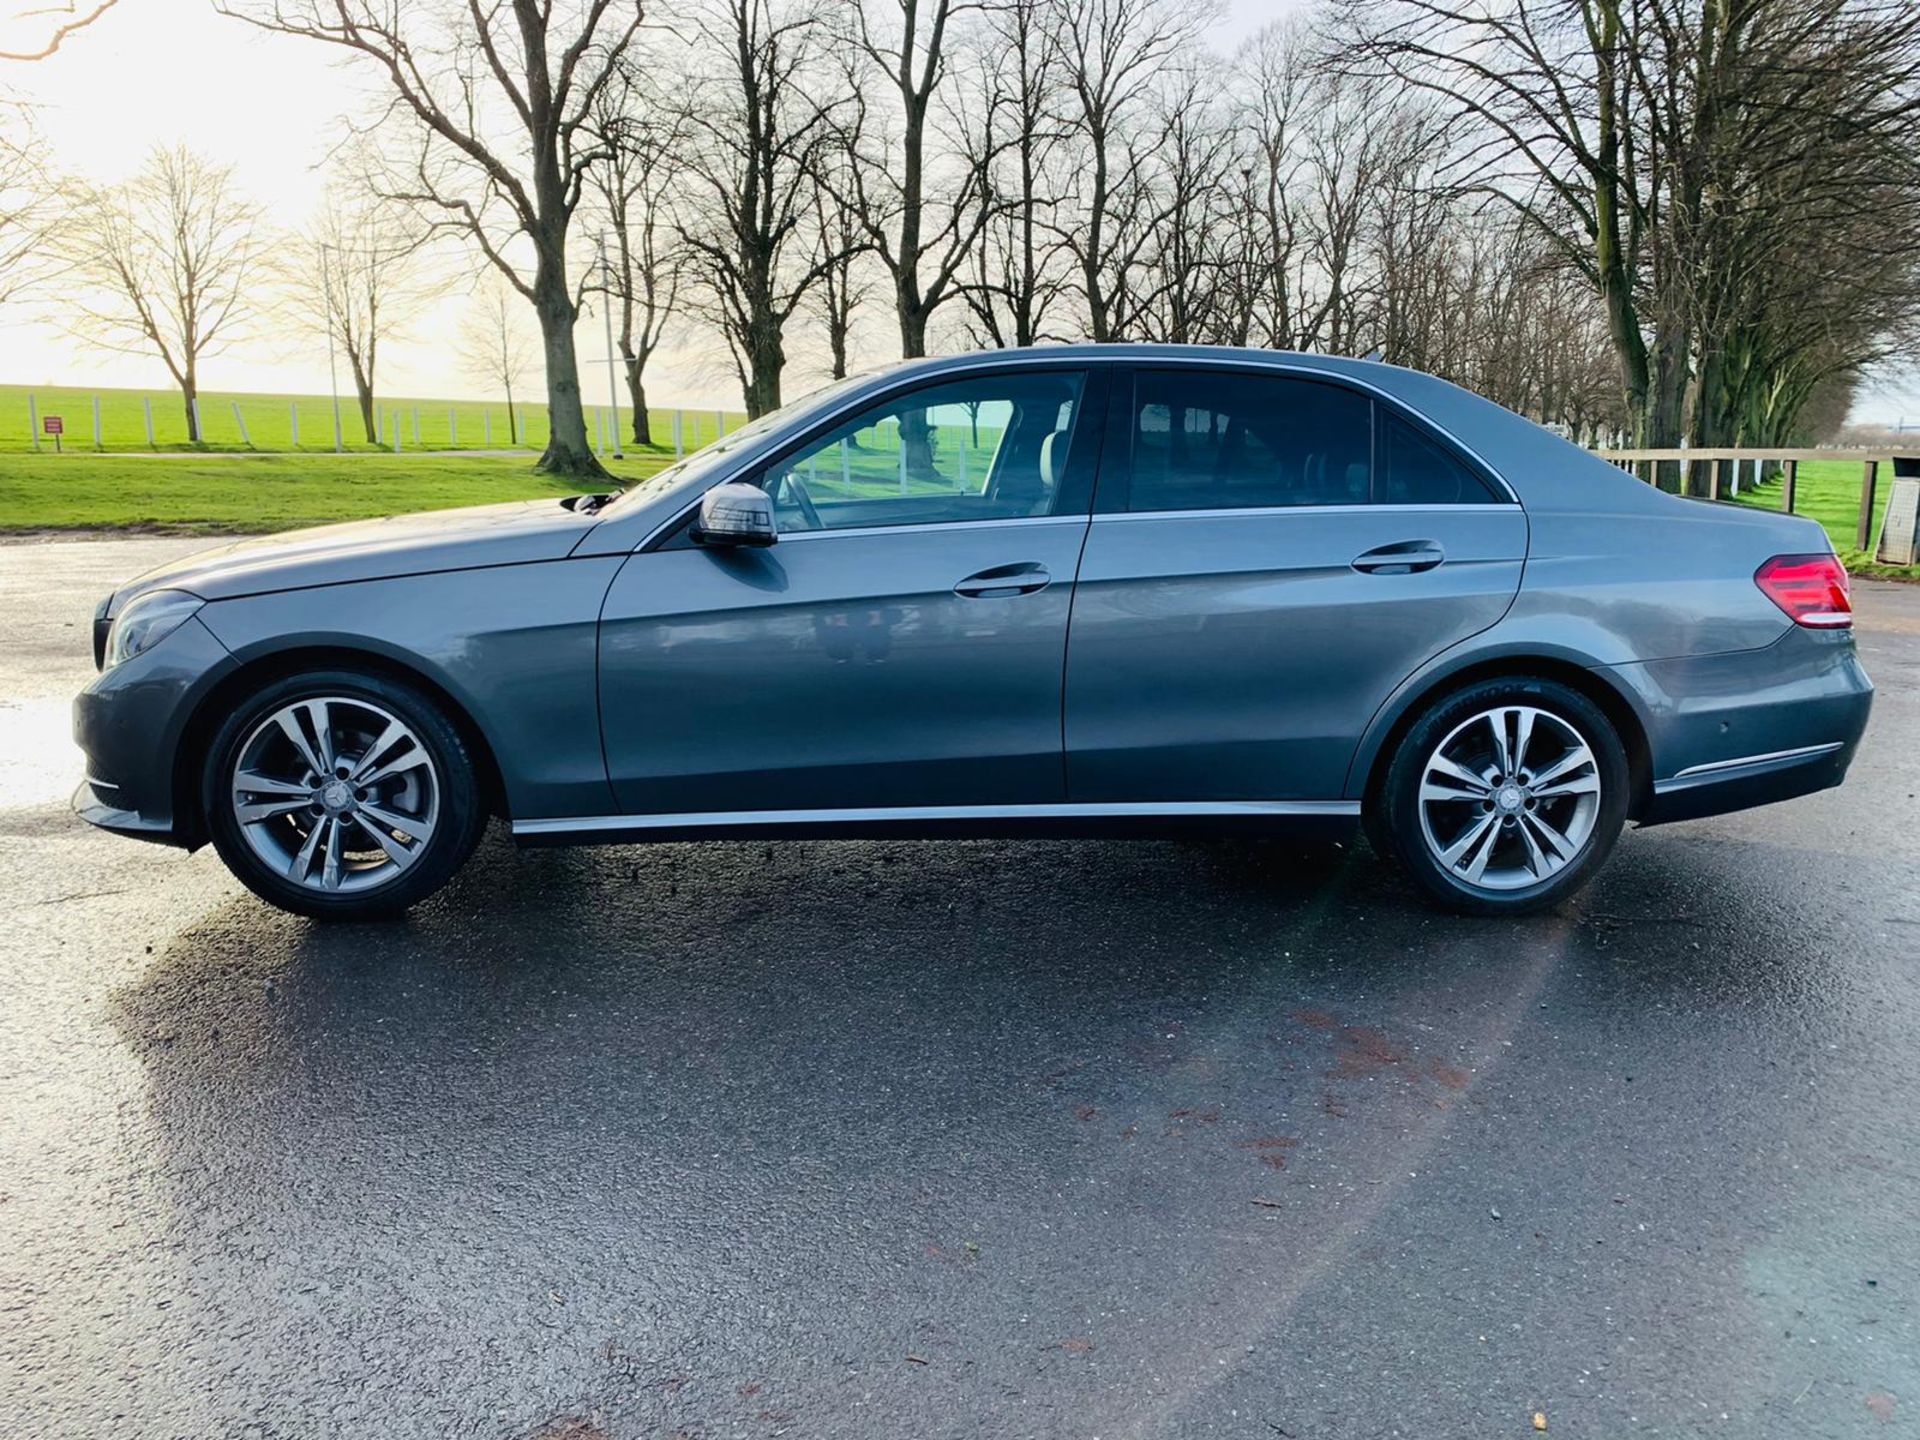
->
[
  {"left": 1126, "top": 370, "right": 1373, "bottom": 512},
  {"left": 1379, "top": 414, "right": 1499, "bottom": 504}
]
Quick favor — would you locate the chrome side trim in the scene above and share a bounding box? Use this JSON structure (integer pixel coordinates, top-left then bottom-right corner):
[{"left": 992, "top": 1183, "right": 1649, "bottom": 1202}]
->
[
  {"left": 514, "top": 798, "right": 1362, "bottom": 838},
  {"left": 1664, "top": 742, "right": 1844, "bottom": 784}
]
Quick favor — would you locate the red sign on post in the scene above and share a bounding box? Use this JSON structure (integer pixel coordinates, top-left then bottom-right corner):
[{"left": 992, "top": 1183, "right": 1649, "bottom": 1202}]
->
[{"left": 43, "top": 416, "right": 63, "bottom": 435}]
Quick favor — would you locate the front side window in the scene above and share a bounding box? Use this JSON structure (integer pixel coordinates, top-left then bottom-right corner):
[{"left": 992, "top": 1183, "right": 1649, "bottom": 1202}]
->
[
  {"left": 761, "top": 371, "right": 1088, "bottom": 533},
  {"left": 1127, "top": 370, "right": 1373, "bottom": 512}
]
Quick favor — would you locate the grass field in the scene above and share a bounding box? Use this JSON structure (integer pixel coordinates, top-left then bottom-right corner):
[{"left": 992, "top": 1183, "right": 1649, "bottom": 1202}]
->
[
  {"left": 1731, "top": 459, "right": 1918, "bottom": 579},
  {"left": 0, "top": 452, "right": 677, "bottom": 534},
  {"left": 0, "top": 382, "right": 746, "bottom": 456}
]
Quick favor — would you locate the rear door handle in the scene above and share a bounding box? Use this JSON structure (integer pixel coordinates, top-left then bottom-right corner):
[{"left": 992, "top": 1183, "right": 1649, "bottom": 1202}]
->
[
  {"left": 1352, "top": 540, "right": 1445, "bottom": 575},
  {"left": 954, "top": 562, "right": 1052, "bottom": 598}
]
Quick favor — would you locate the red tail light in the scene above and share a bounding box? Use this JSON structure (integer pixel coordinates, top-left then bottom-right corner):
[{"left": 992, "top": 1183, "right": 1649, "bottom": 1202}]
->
[{"left": 1755, "top": 553, "right": 1852, "bottom": 628}]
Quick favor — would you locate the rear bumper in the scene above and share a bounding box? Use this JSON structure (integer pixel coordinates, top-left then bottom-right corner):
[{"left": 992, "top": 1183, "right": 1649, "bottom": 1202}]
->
[{"left": 1605, "top": 627, "right": 1873, "bottom": 827}]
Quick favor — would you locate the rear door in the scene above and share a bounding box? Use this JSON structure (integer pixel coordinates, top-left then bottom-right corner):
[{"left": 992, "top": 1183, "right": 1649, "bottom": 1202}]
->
[{"left": 1064, "top": 365, "right": 1527, "bottom": 801}]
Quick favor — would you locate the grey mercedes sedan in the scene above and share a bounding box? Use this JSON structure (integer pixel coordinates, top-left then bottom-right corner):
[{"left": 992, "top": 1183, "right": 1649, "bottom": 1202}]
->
[{"left": 74, "top": 346, "right": 1872, "bottom": 920}]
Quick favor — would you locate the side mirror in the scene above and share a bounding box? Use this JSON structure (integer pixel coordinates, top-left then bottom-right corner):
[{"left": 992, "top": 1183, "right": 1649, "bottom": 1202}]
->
[{"left": 691, "top": 482, "right": 778, "bottom": 548}]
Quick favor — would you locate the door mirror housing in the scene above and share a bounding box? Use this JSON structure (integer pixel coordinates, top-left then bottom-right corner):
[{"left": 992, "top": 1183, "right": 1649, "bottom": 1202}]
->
[{"left": 692, "top": 482, "right": 778, "bottom": 548}]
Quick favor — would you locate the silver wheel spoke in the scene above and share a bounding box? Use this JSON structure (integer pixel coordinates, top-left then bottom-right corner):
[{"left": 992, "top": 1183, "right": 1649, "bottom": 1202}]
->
[
  {"left": 287, "top": 815, "right": 327, "bottom": 882},
  {"left": 1531, "top": 772, "right": 1600, "bottom": 799},
  {"left": 357, "top": 742, "right": 429, "bottom": 788},
  {"left": 352, "top": 814, "right": 420, "bottom": 871},
  {"left": 1515, "top": 811, "right": 1551, "bottom": 877},
  {"left": 1512, "top": 709, "right": 1535, "bottom": 775},
  {"left": 1529, "top": 748, "right": 1590, "bottom": 790},
  {"left": 1426, "top": 754, "right": 1493, "bottom": 795},
  {"left": 359, "top": 800, "right": 432, "bottom": 844},
  {"left": 275, "top": 710, "right": 328, "bottom": 778},
  {"left": 1524, "top": 810, "right": 1580, "bottom": 863},
  {"left": 297, "top": 700, "right": 336, "bottom": 772},
  {"left": 1439, "top": 810, "right": 1498, "bottom": 869},
  {"left": 320, "top": 817, "right": 344, "bottom": 889},
  {"left": 1486, "top": 710, "right": 1513, "bottom": 778},
  {"left": 234, "top": 770, "right": 311, "bottom": 797},
  {"left": 236, "top": 796, "right": 310, "bottom": 824}
]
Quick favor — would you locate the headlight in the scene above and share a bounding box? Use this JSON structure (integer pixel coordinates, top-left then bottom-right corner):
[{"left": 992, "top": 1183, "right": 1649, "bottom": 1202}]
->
[{"left": 103, "top": 589, "right": 204, "bottom": 669}]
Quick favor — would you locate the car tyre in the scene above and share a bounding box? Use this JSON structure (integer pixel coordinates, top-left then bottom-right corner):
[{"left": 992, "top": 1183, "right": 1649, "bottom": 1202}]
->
[
  {"left": 1375, "top": 677, "right": 1629, "bottom": 916},
  {"left": 202, "top": 669, "right": 486, "bottom": 921}
]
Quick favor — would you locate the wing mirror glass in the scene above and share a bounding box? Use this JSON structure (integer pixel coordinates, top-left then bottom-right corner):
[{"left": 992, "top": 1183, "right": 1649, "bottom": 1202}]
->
[{"left": 692, "top": 482, "right": 778, "bottom": 548}]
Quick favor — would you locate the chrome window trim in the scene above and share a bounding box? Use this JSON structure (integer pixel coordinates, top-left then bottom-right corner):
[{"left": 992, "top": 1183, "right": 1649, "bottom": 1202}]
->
[
  {"left": 1093, "top": 503, "right": 1520, "bottom": 523},
  {"left": 775, "top": 514, "right": 1090, "bottom": 544},
  {"left": 1663, "top": 741, "right": 1844, "bottom": 785},
  {"left": 636, "top": 351, "right": 1522, "bottom": 550},
  {"left": 514, "top": 798, "right": 1361, "bottom": 837}
]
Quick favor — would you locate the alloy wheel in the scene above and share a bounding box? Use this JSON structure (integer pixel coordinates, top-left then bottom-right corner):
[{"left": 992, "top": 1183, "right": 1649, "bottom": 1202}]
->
[
  {"left": 1415, "top": 704, "right": 1601, "bottom": 892},
  {"left": 228, "top": 695, "right": 440, "bottom": 894}
]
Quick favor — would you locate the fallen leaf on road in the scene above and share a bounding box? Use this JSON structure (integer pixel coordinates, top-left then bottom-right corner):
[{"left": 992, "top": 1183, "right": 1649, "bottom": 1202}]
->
[{"left": 1533, "top": 1412, "right": 1548, "bottom": 1431}]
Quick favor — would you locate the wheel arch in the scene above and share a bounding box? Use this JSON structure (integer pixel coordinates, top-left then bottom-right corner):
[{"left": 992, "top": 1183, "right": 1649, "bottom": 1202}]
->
[
  {"left": 171, "top": 643, "right": 510, "bottom": 843},
  {"left": 1350, "top": 651, "right": 1654, "bottom": 820}
]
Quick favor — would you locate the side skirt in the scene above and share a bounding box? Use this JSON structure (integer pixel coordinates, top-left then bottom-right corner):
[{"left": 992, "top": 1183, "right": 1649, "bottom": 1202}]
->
[{"left": 510, "top": 800, "right": 1362, "bottom": 848}]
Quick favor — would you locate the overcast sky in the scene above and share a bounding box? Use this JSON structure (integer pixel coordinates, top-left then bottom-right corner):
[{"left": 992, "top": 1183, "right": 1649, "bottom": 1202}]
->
[{"left": 4, "top": 0, "right": 1918, "bottom": 427}]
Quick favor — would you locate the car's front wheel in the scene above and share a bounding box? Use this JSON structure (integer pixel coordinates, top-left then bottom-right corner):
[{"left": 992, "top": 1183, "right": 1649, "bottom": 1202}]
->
[
  {"left": 202, "top": 669, "right": 486, "bottom": 920},
  {"left": 1376, "top": 677, "right": 1629, "bottom": 915}
]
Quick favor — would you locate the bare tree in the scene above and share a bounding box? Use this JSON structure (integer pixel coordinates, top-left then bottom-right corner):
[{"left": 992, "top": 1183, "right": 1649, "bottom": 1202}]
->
[
  {"left": 460, "top": 277, "right": 538, "bottom": 446},
  {"left": 960, "top": 0, "right": 1074, "bottom": 348},
  {"left": 294, "top": 189, "right": 426, "bottom": 444},
  {"left": 836, "top": 0, "right": 998, "bottom": 359},
  {"left": 223, "top": 0, "right": 645, "bottom": 478},
  {"left": 586, "top": 69, "right": 687, "bottom": 446},
  {"left": 0, "top": 97, "right": 60, "bottom": 304},
  {"left": 65, "top": 145, "right": 266, "bottom": 442},
  {"left": 677, "top": 0, "right": 843, "bottom": 417},
  {"left": 0, "top": 0, "right": 120, "bottom": 60},
  {"left": 810, "top": 139, "right": 868, "bottom": 379},
  {"left": 1050, "top": 0, "right": 1210, "bottom": 342}
]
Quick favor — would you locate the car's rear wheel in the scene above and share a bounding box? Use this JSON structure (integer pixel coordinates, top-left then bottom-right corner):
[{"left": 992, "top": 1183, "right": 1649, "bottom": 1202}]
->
[
  {"left": 203, "top": 670, "right": 486, "bottom": 920},
  {"left": 1375, "top": 677, "right": 1628, "bottom": 915}
]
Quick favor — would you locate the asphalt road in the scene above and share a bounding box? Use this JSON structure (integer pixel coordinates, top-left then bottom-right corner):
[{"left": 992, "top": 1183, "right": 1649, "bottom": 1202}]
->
[{"left": 2, "top": 535, "right": 1917, "bottom": 1440}]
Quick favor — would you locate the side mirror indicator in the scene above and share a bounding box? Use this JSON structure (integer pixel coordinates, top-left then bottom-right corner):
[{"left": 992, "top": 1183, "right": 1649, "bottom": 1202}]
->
[{"left": 692, "top": 482, "right": 778, "bottom": 548}]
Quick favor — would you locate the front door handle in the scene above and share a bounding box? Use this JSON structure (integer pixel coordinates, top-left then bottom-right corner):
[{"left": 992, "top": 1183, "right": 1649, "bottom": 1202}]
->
[
  {"left": 1352, "top": 540, "right": 1445, "bottom": 575},
  {"left": 954, "top": 562, "right": 1052, "bottom": 598}
]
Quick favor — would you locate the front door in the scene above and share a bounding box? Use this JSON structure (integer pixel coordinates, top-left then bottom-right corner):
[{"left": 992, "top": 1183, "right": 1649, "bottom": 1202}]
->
[
  {"left": 598, "top": 367, "right": 1102, "bottom": 815},
  {"left": 1064, "top": 366, "right": 1527, "bottom": 802}
]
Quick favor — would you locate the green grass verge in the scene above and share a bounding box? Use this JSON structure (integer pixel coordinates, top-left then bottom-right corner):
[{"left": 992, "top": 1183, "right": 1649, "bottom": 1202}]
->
[
  {"left": 1731, "top": 459, "right": 1918, "bottom": 581},
  {"left": 0, "top": 451, "right": 678, "bottom": 534},
  {"left": 0, "top": 382, "right": 746, "bottom": 456}
]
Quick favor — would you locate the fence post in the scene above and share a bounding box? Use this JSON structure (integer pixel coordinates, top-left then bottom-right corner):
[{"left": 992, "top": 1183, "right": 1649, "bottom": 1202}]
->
[
  {"left": 673, "top": 409, "right": 684, "bottom": 459},
  {"left": 231, "top": 401, "right": 252, "bottom": 447},
  {"left": 92, "top": 395, "right": 102, "bottom": 450},
  {"left": 1783, "top": 459, "right": 1798, "bottom": 515},
  {"left": 290, "top": 402, "right": 299, "bottom": 450},
  {"left": 1708, "top": 458, "right": 1723, "bottom": 501},
  {"left": 143, "top": 396, "right": 154, "bottom": 448},
  {"left": 392, "top": 411, "right": 402, "bottom": 453},
  {"left": 412, "top": 408, "right": 421, "bottom": 447},
  {"left": 449, "top": 409, "right": 457, "bottom": 448},
  {"left": 484, "top": 410, "right": 492, "bottom": 448},
  {"left": 28, "top": 393, "right": 38, "bottom": 451},
  {"left": 715, "top": 409, "right": 725, "bottom": 439},
  {"left": 1857, "top": 460, "right": 1879, "bottom": 551}
]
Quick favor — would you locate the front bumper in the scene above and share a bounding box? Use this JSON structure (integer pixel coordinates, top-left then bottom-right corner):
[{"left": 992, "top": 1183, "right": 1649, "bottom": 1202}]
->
[
  {"left": 1605, "top": 626, "right": 1873, "bottom": 827},
  {"left": 72, "top": 613, "right": 235, "bottom": 848}
]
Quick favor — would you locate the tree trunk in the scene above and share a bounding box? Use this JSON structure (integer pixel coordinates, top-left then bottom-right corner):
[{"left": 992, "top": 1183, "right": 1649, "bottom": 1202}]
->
[
  {"left": 626, "top": 360, "right": 652, "bottom": 446},
  {"left": 530, "top": 249, "right": 607, "bottom": 478},
  {"left": 181, "top": 367, "right": 199, "bottom": 444}
]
